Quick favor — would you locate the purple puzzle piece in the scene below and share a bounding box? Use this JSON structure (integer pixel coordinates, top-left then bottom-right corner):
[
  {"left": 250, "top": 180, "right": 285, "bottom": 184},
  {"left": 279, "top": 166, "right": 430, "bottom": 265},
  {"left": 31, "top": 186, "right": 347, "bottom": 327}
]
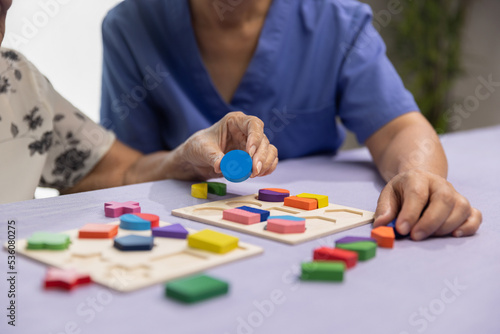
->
[
  {"left": 152, "top": 224, "right": 189, "bottom": 239},
  {"left": 104, "top": 201, "right": 141, "bottom": 218},
  {"left": 258, "top": 189, "right": 290, "bottom": 202},
  {"left": 335, "top": 236, "right": 377, "bottom": 245}
]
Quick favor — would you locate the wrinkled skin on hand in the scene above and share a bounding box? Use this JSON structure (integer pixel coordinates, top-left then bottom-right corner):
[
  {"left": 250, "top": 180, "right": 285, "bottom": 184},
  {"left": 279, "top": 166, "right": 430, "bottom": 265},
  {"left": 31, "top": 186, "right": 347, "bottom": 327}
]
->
[
  {"left": 176, "top": 111, "right": 278, "bottom": 180},
  {"left": 374, "top": 169, "right": 482, "bottom": 240}
]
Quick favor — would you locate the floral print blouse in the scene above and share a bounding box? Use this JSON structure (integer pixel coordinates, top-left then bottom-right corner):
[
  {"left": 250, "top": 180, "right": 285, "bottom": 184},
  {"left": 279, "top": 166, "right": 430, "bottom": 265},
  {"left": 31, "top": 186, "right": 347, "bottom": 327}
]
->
[{"left": 0, "top": 48, "right": 115, "bottom": 203}]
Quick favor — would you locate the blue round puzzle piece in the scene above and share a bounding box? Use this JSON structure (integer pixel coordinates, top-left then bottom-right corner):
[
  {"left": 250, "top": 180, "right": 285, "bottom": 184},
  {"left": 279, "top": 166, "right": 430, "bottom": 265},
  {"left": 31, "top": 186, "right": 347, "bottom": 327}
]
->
[
  {"left": 220, "top": 150, "right": 253, "bottom": 183},
  {"left": 268, "top": 215, "right": 306, "bottom": 222},
  {"left": 120, "top": 214, "right": 151, "bottom": 230}
]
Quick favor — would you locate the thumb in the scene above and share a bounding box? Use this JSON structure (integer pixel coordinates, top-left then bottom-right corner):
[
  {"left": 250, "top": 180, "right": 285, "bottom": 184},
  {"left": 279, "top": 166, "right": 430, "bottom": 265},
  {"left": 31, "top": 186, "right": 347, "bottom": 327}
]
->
[{"left": 373, "top": 185, "right": 399, "bottom": 227}]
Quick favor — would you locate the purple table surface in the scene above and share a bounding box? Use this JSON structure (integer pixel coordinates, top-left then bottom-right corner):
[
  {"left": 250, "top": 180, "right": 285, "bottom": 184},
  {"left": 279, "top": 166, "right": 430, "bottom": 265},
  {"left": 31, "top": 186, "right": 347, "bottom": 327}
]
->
[{"left": 1, "top": 126, "right": 499, "bottom": 334}]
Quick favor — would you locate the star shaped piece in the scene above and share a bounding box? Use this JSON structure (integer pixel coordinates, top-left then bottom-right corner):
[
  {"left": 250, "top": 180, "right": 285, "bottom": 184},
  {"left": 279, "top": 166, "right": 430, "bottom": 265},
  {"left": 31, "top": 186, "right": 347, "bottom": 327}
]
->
[
  {"left": 44, "top": 267, "right": 92, "bottom": 290},
  {"left": 104, "top": 201, "right": 141, "bottom": 218}
]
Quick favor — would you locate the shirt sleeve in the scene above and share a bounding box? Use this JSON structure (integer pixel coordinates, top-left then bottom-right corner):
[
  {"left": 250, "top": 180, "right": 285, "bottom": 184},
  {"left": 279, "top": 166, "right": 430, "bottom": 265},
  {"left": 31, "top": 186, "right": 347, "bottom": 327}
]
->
[
  {"left": 35, "top": 66, "right": 116, "bottom": 190},
  {"left": 336, "top": 5, "right": 419, "bottom": 144},
  {"left": 99, "top": 8, "right": 164, "bottom": 154}
]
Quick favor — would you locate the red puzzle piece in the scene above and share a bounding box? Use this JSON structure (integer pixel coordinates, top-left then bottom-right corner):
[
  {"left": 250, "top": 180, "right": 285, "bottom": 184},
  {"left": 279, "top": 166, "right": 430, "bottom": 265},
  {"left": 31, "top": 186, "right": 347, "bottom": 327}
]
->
[
  {"left": 134, "top": 213, "right": 160, "bottom": 228},
  {"left": 44, "top": 268, "right": 92, "bottom": 290},
  {"left": 313, "top": 246, "right": 358, "bottom": 269},
  {"left": 104, "top": 201, "right": 141, "bottom": 218},
  {"left": 78, "top": 224, "right": 119, "bottom": 239}
]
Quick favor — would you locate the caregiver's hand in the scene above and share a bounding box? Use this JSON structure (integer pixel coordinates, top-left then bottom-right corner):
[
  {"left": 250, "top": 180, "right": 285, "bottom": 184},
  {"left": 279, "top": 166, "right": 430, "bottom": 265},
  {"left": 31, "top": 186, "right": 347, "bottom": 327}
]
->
[{"left": 174, "top": 111, "right": 278, "bottom": 180}]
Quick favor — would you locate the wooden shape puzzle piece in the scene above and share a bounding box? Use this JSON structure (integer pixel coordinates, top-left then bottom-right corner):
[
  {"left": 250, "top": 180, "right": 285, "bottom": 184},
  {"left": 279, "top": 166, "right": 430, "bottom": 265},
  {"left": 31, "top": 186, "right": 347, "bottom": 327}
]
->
[
  {"left": 336, "top": 236, "right": 376, "bottom": 244},
  {"left": 267, "top": 218, "right": 306, "bottom": 234},
  {"left": 165, "top": 274, "right": 229, "bottom": 303},
  {"left": 284, "top": 196, "right": 317, "bottom": 210},
  {"left": 114, "top": 235, "right": 154, "bottom": 251},
  {"left": 313, "top": 247, "right": 358, "bottom": 269},
  {"left": 220, "top": 150, "right": 253, "bottom": 183},
  {"left": 104, "top": 201, "right": 140, "bottom": 218},
  {"left": 78, "top": 224, "right": 119, "bottom": 239},
  {"left": 134, "top": 213, "right": 160, "bottom": 229},
  {"left": 297, "top": 193, "right": 329, "bottom": 208},
  {"left": 336, "top": 241, "right": 377, "bottom": 261},
  {"left": 119, "top": 214, "right": 151, "bottom": 231},
  {"left": 387, "top": 219, "right": 410, "bottom": 239},
  {"left": 27, "top": 232, "right": 70, "bottom": 250},
  {"left": 44, "top": 267, "right": 92, "bottom": 290},
  {"left": 207, "top": 182, "right": 227, "bottom": 196},
  {"left": 258, "top": 188, "right": 290, "bottom": 202},
  {"left": 152, "top": 224, "right": 189, "bottom": 239},
  {"left": 371, "top": 226, "right": 395, "bottom": 248},
  {"left": 300, "top": 261, "right": 345, "bottom": 282},
  {"left": 237, "top": 206, "right": 270, "bottom": 222},
  {"left": 188, "top": 230, "right": 238, "bottom": 254},
  {"left": 223, "top": 208, "right": 261, "bottom": 225},
  {"left": 191, "top": 183, "right": 208, "bottom": 199}
]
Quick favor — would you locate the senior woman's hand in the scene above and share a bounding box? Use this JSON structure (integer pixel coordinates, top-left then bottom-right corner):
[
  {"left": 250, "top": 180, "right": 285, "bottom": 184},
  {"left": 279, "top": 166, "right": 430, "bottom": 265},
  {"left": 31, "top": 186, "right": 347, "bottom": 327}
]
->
[{"left": 173, "top": 112, "right": 278, "bottom": 180}]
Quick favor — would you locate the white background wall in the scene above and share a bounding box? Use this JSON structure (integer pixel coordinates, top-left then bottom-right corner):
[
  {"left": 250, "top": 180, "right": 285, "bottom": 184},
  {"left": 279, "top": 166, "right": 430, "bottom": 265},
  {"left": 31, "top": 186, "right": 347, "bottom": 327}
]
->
[{"left": 3, "top": 0, "right": 123, "bottom": 122}]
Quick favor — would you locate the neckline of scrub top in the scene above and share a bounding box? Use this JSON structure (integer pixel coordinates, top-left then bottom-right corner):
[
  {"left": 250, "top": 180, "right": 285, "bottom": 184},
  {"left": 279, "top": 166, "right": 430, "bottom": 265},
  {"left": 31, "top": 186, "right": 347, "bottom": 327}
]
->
[{"left": 178, "top": 0, "right": 294, "bottom": 115}]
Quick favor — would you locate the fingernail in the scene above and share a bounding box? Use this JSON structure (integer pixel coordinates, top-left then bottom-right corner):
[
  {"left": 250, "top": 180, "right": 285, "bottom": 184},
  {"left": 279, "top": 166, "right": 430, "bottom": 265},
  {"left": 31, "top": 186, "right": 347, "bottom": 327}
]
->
[
  {"left": 256, "top": 161, "right": 262, "bottom": 175},
  {"left": 249, "top": 145, "right": 257, "bottom": 157},
  {"left": 399, "top": 221, "right": 410, "bottom": 234},
  {"left": 413, "top": 231, "right": 426, "bottom": 241},
  {"left": 454, "top": 230, "right": 464, "bottom": 238}
]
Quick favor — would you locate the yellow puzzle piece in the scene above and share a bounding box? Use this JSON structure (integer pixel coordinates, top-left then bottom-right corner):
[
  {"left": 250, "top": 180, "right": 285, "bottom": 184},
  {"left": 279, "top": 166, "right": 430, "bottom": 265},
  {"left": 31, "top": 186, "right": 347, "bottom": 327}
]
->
[
  {"left": 191, "top": 183, "right": 208, "bottom": 199},
  {"left": 296, "top": 193, "right": 329, "bottom": 208},
  {"left": 188, "top": 230, "right": 239, "bottom": 254}
]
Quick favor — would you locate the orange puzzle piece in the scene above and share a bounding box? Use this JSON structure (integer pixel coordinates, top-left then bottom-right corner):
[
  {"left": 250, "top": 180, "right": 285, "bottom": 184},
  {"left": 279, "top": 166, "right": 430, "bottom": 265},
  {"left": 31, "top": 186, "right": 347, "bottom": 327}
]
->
[
  {"left": 78, "top": 224, "right": 119, "bottom": 239},
  {"left": 284, "top": 196, "right": 317, "bottom": 210},
  {"left": 371, "top": 226, "right": 395, "bottom": 248}
]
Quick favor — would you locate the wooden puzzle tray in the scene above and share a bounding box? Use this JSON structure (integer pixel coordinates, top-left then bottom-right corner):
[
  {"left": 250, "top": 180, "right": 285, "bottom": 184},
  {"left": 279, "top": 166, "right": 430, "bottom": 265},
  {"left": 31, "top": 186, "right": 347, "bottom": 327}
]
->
[
  {"left": 10, "top": 221, "right": 263, "bottom": 292},
  {"left": 172, "top": 194, "right": 375, "bottom": 245}
]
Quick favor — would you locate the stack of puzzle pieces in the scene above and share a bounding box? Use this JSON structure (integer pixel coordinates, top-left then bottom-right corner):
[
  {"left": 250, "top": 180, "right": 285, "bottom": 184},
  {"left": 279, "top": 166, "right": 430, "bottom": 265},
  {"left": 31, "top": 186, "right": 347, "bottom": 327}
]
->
[{"left": 300, "top": 220, "right": 409, "bottom": 282}]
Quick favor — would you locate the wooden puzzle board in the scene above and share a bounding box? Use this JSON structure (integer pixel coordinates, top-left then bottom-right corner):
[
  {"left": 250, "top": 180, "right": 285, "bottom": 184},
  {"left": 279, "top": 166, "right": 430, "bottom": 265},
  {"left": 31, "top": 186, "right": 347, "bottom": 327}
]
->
[
  {"left": 172, "top": 194, "right": 375, "bottom": 245},
  {"left": 10, "top": 221, "right": 263, "bottom": 292}
]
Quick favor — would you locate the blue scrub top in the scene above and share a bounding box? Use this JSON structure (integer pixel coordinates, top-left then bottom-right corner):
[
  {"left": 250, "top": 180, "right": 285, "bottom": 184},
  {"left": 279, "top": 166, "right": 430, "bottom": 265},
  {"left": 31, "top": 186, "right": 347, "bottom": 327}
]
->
[{"left": 100, "top": 0, "right": 418, "bottom": 159}]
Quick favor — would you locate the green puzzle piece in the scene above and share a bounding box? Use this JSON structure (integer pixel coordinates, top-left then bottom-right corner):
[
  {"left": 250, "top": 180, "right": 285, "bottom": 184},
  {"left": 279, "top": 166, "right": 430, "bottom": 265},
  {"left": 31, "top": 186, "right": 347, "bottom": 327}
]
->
[
  {"left": 166, "top": 274, "right": 229, "bottom": 303},
  {"left": 301, "top": 261, "right": 345, "bottom": 282},
  {"left": 207, "top": 182, "right": 227, "bottom": 196},
  {"left": 27, "top": 232, "right": 71, "bottom": 250},
  {"left": 336, "top": 241, "right": 377, "bottom": 261}
]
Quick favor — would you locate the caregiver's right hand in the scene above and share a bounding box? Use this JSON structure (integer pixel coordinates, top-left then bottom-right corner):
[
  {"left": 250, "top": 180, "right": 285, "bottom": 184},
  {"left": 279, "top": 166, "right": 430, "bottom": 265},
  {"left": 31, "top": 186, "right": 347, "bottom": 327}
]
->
[{"left": 175, "top": 112, "right": 278, "bottom": 181}]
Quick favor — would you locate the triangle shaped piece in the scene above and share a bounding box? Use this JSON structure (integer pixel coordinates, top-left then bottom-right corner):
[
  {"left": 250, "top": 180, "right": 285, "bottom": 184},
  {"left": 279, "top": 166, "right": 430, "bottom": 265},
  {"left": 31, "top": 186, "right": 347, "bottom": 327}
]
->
[{"left": 153, "top": 224, "right": 189, "bottom": 239}]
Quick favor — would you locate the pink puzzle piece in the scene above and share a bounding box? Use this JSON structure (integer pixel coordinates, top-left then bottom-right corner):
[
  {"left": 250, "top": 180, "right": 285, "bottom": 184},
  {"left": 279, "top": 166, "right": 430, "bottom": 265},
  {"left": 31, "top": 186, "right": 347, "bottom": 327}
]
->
[
  {"left": 223, "top": 208, "right": 261, "bottom": 225},
  {"left": 267, "top": 218, "right": 306, "bottom": 234},
  {"left": 104, "top": 201, "right": 141, "bottom": 218}
]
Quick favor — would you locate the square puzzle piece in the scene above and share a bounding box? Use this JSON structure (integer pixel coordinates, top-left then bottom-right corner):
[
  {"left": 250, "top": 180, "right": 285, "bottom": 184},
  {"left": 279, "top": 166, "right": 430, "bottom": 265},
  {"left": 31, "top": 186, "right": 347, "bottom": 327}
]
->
[
  {"left": 44, "top": 267, "right": 91, "bottom": 290},
  {"left": 188, "top": 230, "right": 238, "bottom": 254},
  {"left": 166, "top": 274, "right": 229, "bottom": 303},
  {"left": 27, "top": 232, "right": 70, "bottom": 250},
  {"left": 104, "top": 201, "right": 141, "bottom": 218}
]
